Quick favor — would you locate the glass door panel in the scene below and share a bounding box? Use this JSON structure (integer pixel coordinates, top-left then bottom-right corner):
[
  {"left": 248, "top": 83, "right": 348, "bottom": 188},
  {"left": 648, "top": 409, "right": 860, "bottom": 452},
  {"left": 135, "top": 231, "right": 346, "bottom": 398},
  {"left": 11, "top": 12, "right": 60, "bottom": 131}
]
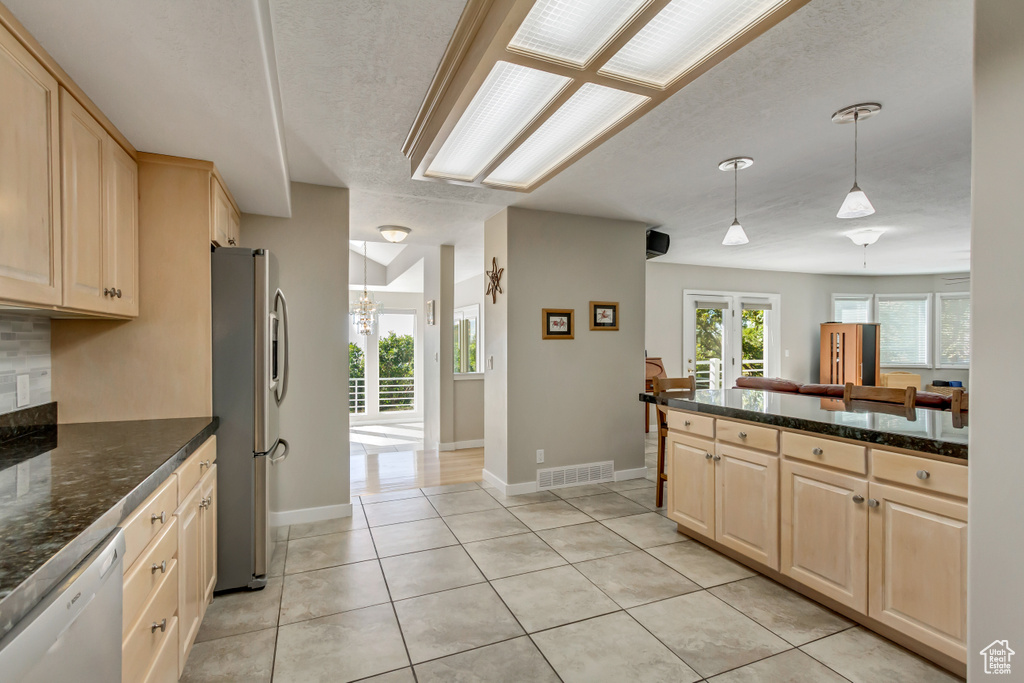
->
[
  {"left": 378, "top": 312, "right": 416, "bottom": 413},
  {"left": 692, "top": 298, "right": 729, "bottom": 389}
]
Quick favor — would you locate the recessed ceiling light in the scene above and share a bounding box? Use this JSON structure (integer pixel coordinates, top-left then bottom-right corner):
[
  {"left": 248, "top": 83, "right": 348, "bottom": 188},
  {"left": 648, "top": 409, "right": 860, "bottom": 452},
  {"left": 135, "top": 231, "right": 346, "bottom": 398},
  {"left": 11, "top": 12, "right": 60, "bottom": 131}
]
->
[
  {"left": 599, "top": 0, "right": 788, "bottom": 88},
  {"left": 484, "top": 83, "right": 648, "bottom": 189},
  {"left": 425, "top": 61, "right": 571, "bottom": 182},
  {"left": 378, "top": 225, "right": 411, "bottom": 243},
  {"left": 508, "top": 0, "right": 651, "bottom": 68}
]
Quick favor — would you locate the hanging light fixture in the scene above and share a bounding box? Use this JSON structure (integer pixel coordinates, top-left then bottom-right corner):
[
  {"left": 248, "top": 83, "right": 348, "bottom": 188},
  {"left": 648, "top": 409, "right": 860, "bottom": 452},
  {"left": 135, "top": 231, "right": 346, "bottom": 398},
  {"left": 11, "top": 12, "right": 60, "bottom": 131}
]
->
[
  {"left": 845, "top": 227, "right": 886, "bottom": 268},
  {"left": 718, "top": 157, "right": 753, "bottom": 246},
  {"left": 350, "top": 242, "right": 380, "bottom": 336},
  {"left": 377, "top": 225, "right": 411, "bottom": 243},
  {"left": 833, "top": 103, "right": 881, "bottom": 219}
]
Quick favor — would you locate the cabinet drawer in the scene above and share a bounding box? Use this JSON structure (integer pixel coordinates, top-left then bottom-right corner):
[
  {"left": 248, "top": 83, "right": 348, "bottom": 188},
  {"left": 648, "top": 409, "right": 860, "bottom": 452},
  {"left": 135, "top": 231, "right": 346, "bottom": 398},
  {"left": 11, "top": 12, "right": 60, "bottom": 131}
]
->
[
  {"left": 121, "top": 476, "right": 177, "bottom": 572},
  {"left": 175, "top": 435, "right": 217, "bottom": 505},
  {"left": 123, "top": 561, "right": 178, "bottom": 683},
  {"left": 871, "top": 449, "right": 967, "bottom": 499},
  {"left": 123, "top": 516, "right": 178, "bottom": 638},
  {"left": 717, "top": 419, "right": 778, "bottom": 453},
  {"left": 783, "top": 432, "right": 867, "bottom": 474},
  {"left": 143, "top": 615, "right": 179, "bottom": 683},
  {"left": 666, "top": 411, "right": 714, "bottom": 439}
]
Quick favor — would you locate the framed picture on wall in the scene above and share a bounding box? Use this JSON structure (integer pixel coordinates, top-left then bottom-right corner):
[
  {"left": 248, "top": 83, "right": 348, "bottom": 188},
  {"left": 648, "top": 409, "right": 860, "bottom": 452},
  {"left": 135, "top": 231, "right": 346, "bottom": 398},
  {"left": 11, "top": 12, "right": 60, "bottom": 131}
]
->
[
  {"left": 590, "top": 301, "right": 619, "bottom": 330},
  {"left": 542, "top": 308, "right": 574, "bottom": 339}
]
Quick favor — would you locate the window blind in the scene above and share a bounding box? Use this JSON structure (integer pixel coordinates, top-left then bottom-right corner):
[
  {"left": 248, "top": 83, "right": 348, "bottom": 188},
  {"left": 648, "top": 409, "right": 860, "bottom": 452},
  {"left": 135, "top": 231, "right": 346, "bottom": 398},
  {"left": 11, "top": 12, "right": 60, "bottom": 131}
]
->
[
  {"left": 877, "top": 296, "right": 929, "bottom": 366},
  {"left": 939, "top": 295, "right": 970, "bottom": 366},
  {"left": 833, "top": 296, "right": 872, "bottom": 323}
]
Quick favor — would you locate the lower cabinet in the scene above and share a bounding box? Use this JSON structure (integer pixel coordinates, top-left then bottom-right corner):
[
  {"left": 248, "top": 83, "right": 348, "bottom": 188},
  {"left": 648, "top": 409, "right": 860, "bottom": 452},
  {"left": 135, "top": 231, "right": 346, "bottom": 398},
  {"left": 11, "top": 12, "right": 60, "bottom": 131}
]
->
[
  {"left": 715, "top": 444, "right": 779, "bottom": 570},
  {"left": 176, "top": 464, "right": 217, "bottom": 676},
  {"left": 666, "top": 434, "right": 715, "bottom": 537}
]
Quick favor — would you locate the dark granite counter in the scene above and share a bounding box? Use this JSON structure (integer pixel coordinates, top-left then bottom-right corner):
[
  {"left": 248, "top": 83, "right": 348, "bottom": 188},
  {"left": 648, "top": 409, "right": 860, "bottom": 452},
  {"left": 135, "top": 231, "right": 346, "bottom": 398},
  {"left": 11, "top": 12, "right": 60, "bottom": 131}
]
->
[
  {"left": 0, "top": 404, "right": 217, "bottom": 637},
  {"left": 641, "top": 389, "right": 968, "bottom": 460}
]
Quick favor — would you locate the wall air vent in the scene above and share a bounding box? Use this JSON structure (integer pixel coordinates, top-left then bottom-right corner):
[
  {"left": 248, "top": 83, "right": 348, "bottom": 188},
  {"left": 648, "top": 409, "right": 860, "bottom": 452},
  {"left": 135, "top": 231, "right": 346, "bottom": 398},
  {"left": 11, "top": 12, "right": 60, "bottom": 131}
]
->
[{"left": 537, "top": 461, "right": 615, "bottom": 490}]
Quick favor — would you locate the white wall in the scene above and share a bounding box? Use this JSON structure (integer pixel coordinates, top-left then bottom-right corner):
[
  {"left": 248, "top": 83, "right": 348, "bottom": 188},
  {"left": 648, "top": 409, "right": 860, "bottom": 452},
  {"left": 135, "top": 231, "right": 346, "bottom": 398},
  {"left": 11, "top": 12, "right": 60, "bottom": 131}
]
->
[
  {"left": 483, "top": 211, "right": 509, "bottom": 483},
  {"left": 349, "top": 248, "right": 386, "bottom": 287},
  {"left": 969, "top": 2, "right": 1024, "bottom": 676},
  {"left": 646, "top": 262, "right": 970, "bottom": 388},
  {"left": 241, "top": 182, "right": 350, "bottom": 519}
]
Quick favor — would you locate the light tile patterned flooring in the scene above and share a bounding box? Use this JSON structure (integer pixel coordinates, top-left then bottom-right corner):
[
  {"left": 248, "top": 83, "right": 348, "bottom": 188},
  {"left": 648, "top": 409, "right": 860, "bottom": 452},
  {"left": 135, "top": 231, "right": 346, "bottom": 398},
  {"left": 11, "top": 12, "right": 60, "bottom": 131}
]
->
[{"left": 181, "top": 475, "right": 963, "bottom": 682}]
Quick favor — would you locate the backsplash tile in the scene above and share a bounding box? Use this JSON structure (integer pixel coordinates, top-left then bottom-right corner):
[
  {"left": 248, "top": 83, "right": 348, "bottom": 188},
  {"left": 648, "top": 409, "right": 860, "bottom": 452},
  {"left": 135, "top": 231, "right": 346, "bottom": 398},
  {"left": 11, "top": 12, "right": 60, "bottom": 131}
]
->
[{"left": 0, "top": 314, "right": 51, "bottom": 414}]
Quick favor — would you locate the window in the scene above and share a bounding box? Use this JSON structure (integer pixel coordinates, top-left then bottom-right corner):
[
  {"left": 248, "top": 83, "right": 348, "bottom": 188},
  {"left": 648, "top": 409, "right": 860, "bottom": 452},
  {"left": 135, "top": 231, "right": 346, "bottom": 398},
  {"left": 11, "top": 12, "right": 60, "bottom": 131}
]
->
[
  {"left": 936, "top": 293, "right": 970, "bottom": 368},
  {"left": 876, "top": 294, "right": 932, "bottom": 367},
  {"left": 831, "top": 294, "right": 873, "bottom": 323},
  {"left": 454, "top": 304, "right": 480, "bottom": 373}
]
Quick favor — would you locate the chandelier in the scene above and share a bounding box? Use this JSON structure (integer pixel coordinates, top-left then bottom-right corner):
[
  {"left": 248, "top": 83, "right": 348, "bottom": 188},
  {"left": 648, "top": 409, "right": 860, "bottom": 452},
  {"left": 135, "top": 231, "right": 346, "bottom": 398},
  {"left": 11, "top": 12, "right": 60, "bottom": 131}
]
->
[{"left": 350, "top": 242, "right": 380, "bottom": 336}]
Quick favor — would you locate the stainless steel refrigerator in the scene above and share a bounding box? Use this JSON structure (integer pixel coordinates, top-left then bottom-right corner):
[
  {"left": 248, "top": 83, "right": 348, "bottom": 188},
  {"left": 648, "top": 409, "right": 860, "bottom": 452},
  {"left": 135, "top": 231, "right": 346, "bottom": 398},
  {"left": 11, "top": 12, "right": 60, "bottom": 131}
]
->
[{"left": 212, "top": 247, "right": 289, "bottom": 591}]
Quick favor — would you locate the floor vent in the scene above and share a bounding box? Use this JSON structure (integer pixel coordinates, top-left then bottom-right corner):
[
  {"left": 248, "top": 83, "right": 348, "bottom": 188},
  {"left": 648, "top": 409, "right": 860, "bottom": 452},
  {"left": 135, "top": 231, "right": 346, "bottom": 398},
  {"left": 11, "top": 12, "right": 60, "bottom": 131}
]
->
[{"left": 537, "top": 461, "right": 614, "bottom": 490}]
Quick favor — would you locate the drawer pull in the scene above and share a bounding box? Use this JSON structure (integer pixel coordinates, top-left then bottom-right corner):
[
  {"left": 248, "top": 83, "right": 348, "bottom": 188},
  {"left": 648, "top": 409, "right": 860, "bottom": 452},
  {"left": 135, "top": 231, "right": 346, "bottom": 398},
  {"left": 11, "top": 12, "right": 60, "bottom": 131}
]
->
[
  {"left": 200, "top": 459, "right": 212, "bottom": 470},
  {"left": 684, "top": 420, "right": 691, "bottom": 427},
  {"left": 867, "top": 498, "right": 880, "bottom": 508},
  {"left": 151, "top": 619, "right": 167, "bottom": 634},
  {"left": 852, "top": 494, "right": 864, "bottom": 504},
  {"left": 713, "top": 454, "right": 722, "bottom": 461},
  {"left": 737, "top": 431, "right": 747, "bottom": 439},
  {"left": 812, "top": 447, "right": 824, "bottom": 456},
  {"left": 916, "top": 470, "right": 930, "bottom": 480},
  {"left": 151, "top": 511, "right": 166, "bottom": 524},
  {"left": 151, "top": 560, "right": 167, "bottom": 574},
  {"left": 705, "top": 452, "right": 713, "bottom": 460}
]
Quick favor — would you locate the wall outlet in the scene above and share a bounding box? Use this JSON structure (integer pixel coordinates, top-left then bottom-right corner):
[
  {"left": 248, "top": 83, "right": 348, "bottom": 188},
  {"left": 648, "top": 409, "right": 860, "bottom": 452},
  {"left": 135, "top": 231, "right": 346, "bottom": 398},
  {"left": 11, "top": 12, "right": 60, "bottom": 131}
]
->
[
  {"left": 16, "top": 374, "right": 29, "bottom": 408},
  {"left": 536, "top": 449, "right": 545, "bottom": 464}
]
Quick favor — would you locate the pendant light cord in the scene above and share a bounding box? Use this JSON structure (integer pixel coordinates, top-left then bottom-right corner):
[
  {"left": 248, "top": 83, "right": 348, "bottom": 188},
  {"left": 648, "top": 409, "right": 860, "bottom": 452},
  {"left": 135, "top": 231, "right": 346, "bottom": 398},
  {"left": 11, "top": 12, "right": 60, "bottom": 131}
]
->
[
  {"left": 853, "top": 111, "right": 859, "bottom": 185},
  {"left": 733, "top": 165, "right": 738, "bottom": 221},
  {"left": 363, "top": 242, "right": 369, "bottom": 298}
]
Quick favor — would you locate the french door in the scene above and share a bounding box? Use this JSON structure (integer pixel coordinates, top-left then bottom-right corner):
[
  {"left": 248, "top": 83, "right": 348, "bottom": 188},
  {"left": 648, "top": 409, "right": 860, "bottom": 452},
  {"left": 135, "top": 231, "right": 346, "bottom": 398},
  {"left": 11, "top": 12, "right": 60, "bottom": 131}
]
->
[
  {"left": 350, "top": 310, "right": 420, "bottom": 422},
  {"left": 683, "top": 290, "right": 781, "bottom": 389}
]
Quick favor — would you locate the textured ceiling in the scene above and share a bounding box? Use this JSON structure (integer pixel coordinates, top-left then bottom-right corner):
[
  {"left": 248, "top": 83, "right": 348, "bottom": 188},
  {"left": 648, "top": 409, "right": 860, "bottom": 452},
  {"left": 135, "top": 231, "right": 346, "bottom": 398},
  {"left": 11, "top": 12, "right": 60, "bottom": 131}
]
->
[{"left": 6, "top": 0, "right": 972, "bottom": 275}]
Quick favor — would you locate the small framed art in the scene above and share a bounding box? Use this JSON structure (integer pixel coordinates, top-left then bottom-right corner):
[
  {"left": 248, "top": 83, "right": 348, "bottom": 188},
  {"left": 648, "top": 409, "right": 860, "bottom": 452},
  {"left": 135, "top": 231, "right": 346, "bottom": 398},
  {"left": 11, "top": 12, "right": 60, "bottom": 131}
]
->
[
  {"left": 542, "top": 308, "right": 574, "bottom": 340},
  {"left": 590, "top": 301, "right": 619, "bottom": 331}
]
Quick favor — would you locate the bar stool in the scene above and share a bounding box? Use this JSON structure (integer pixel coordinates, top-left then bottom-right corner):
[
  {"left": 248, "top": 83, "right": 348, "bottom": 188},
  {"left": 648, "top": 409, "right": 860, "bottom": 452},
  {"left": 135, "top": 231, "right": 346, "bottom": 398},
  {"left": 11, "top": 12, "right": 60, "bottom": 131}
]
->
[{"left": 652, "top": 375, "right": 696, "bottom": 509}]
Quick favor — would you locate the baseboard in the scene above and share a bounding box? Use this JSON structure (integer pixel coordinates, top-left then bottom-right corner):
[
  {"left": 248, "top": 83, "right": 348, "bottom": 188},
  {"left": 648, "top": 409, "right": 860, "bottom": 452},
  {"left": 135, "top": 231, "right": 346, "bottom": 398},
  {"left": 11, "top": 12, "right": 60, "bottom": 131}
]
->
[
  {"left": 614, "top": 467, "right": 649, "bottom": 482},
  {"left": 439, "top": 438, "right": 485, "bottom": 452},
  {"left": 270, "top": 503, "right": 352, "bottom": 527}
]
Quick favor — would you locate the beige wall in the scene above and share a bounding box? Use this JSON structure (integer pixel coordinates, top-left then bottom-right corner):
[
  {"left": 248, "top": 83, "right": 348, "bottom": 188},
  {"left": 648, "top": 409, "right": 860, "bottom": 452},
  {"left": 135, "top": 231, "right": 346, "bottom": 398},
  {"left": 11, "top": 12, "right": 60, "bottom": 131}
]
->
[
  {"left": 968, "top": 2, "right": 1024, "bottom": 676},
  {"left": 645, "top": 262, "right": 970, "bottom": 390},
  {"left": 486, "top": 207, "right": 648, "bottom": 486},
  {"left": 241, "top": 182, "right": 349, "bottom": 515},
  {"left": 483, "top": 210, "right": 509, "bottom": 482},
  {"left": 453, "top": 378, "right": 484, "bottom": 443}
]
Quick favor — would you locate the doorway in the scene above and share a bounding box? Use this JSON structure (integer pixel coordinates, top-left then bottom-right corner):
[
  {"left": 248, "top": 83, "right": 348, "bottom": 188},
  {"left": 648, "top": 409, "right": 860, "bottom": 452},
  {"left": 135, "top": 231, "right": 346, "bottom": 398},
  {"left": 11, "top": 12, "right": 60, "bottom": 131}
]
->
[
  {"left": 349, "top": 309, "right": 420, "bottom": 422},
  {"left": 682, "top": 290, "right": 781, "bottom": 389}
]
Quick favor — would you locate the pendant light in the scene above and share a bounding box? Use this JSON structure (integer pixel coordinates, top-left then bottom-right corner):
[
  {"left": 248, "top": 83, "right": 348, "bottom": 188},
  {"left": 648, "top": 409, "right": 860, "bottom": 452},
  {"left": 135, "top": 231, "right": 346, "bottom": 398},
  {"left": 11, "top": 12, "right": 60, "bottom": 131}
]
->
[
  {"left": 833, "top": 103, "right": 881, "bottom": 219},
  {"left": 718, "top": 157, "right": 753, "bottom": 246},
  {"left": 350, "top": 242, "right": 380, "bottom": 336},
  {"left": 845, "top": 227, "right": 886, "bottom": 268}
]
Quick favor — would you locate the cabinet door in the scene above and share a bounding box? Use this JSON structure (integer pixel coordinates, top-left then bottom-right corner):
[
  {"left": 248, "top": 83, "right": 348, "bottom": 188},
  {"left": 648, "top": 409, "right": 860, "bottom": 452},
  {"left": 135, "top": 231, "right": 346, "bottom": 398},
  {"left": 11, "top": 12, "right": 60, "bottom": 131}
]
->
[
  {"left": 175, "top": 481, "right": 203, "bottom": 676},
  {"left": 200, "top": 465, "right": 217, "bottom": 614},
  {"left": 61, "top": 89, "right": 107, "bottom": 312},
  {"left": 869, "top": 482, "right": 967, "bottom": 662},
  {"left": 666, "top": 434, "right": 715, "bottom": 538},
  {"left": 0, "top": 25, "right": 61, "bottom": 306},
  {"left": 104, "top": 139, "right": 138, "bottom": 316},
  {"left": 210, "top": 176, "right": 232, "bottom": 246},
  {"left": 715, "top": 444, "right": 779, "bottom": 569},
  {"left": 781, "top": 460, "right": 868, "bottom": 612}
]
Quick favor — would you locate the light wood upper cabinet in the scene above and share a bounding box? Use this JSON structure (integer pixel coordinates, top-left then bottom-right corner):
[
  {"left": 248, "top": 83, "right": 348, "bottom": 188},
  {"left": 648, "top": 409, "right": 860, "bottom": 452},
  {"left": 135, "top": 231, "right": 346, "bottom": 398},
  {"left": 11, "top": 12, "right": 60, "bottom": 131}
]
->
[
  {"left": 781, "top": 459, "right": 868, "bottom": 611},
  {"left": 60, "top": 89, "right": 137, "bottom": 316},
  {"left": 0, "top": 22, "right": 61, "bottom": 306},
  {"left": 210, "top": 175, "right": 238, "bottom": 247},
  {"left": 715, "top": 443, "right": 779, "bottom": 570},
  {"left": 869, "top": 482, "right": 967, "bottom": 662},
  {"left": 666, "top": 434, "right": 715, "bottom": 537}
]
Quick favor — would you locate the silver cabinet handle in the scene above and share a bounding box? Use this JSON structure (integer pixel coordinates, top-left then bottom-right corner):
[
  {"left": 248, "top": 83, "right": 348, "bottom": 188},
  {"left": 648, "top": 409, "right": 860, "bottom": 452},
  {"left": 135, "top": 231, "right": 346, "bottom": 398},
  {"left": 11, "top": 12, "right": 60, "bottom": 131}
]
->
[
  {"left": 812, "top": 447, "right": 824, "bottom": 455},
  {"left": 151, "top": 511, "right": 165, "bottom": 524},
  {"left": 199, "top": 459, "right": 211, "bottom": 470},
  {"left": 115, "top": 289, "right": 122, "bottom": 298},
  {"left": 705, "top": 452, "right": 713, "bottom": 459},
  {"left": 684, "top": 420, "right": 691, "bottom": 427},
  {"left": 852, "top": 494, "right": 865, "bottom": 504},
  {"left": 151, "top": 619, "right": 167, "bottom": 633},
  {"left": 916, "top": 470, "right": 930, "bottom": 480},
  {"left": 228, "top": 238, "right": 236, "bottom": 245},
  {"left": 103, "top": 287, "right": 112, "bottom": 297},
  {"left": 738, "top": 431, "right": 747, "bottom": 439},
  {"left": 867, "top": 498, "right": 880, "bottom": 508},
  {"left": 151, "top": 561, "right": 166, "bottom": 574},
  {"left": 713, "top": 454, "right": 722, "bottom": 461}
]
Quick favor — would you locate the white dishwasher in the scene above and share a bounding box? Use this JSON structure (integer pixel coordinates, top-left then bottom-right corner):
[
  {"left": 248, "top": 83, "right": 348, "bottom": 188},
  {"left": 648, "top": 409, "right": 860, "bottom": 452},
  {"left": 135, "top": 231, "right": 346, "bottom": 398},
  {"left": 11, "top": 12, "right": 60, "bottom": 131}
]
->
[{"left": 0, "top": 529, "right": 124, "bottom": 683}]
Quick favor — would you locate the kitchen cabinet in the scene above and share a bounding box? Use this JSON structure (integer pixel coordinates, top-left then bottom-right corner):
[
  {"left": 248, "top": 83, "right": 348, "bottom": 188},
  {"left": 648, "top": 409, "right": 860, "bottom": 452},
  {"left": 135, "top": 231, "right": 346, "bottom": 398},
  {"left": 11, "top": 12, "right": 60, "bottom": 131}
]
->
[
  {"left": 60, "top": 89, "right": 137, "bottom": 317},
  {"left": 0, "top": 21, "right": 62, "bottom": 306},
  {"left": 868, "top": 482, "right": 967, "bottom": 662},
  {"left": 200, "top": 465, "right": 218, "bottom": 612},
  {"left": 211, "top": 175, "right": 239, "bottom": 247},
  {"left": 781, "top": 459, "right": 868, "bottom": 611},
  {"left": 176, "top": 464, "right": 217, "bottom": 675},
  {"left": 665, "top": 434, "right": 715, "bottom": 538},
  {"left": 715, "top": 443, "right": 779, "bottom": 570}
]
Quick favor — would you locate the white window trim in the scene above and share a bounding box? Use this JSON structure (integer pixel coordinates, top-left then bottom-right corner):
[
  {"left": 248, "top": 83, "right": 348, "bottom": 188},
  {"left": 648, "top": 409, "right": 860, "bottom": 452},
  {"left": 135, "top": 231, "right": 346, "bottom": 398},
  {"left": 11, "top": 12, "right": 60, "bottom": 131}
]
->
[
  {"left": 935, "top": 292, "right": 971, "bottom": 369},
  {"left": 454, "top": 303, "right": 482, "bottom": 374},
  {"left": 830, "top": 293, "right": 875, "bottom": 323},
  {"left": 875, "top": 293, "right": 933, "bottom": 369}
]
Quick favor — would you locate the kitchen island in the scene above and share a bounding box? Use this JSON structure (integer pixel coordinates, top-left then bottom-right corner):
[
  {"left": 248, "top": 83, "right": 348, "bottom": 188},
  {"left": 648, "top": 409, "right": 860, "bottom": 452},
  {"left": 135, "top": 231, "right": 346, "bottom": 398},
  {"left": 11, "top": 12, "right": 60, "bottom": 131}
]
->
[{"left": 640, "top": 388, "right": 967, "bottom": 677}]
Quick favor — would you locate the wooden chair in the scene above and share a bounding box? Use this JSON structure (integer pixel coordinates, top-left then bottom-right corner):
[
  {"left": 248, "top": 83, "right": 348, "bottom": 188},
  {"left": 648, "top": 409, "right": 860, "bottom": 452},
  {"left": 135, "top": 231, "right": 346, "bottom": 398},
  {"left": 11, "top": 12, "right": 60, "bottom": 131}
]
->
[
  {"left": 652, "top": 376, "right": 696, "bottom": 509},
  {"left": 950, "top": 388, "right": 969, "bottom": 428},
  {"left": 843, "top": 382, "right": 917, "bottom": 411}
]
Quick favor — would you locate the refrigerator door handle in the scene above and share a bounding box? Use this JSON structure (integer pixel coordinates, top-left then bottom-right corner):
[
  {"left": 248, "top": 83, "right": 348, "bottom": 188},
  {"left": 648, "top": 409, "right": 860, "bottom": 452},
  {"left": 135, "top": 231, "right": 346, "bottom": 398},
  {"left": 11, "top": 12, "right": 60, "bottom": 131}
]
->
[
  {"left": 274, "top": 288, "right": 290, "bottom": 405},
  {"left": 268, "top": 437, "right": 290, "bottom": 465}
]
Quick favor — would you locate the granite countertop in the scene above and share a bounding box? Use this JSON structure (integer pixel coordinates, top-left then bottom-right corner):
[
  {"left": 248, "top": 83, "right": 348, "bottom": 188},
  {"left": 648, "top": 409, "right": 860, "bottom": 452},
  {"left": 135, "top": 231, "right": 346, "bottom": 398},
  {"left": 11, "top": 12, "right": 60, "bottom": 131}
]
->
[
  {"left": 641, "top": 388, "right": 968, "bottom": 460},
  {"left": 0, "top": 403, "right": 217, "bottom": 638}
]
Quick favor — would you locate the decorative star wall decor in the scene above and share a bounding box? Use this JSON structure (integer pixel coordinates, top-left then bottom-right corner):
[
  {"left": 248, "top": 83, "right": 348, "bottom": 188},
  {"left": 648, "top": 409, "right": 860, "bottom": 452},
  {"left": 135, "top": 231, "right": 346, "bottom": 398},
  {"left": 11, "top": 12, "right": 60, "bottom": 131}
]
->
[{"left": 485, "top": 257, "right": 504, "bottom": 304}]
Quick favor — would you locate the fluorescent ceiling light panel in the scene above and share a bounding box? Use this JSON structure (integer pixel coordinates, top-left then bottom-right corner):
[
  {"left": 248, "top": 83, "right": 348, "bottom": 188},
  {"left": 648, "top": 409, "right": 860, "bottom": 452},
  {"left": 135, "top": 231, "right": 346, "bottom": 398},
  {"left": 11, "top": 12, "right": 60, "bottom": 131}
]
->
[
  {"left": 599, "top": 0, "right": 786, "bottom": 88},
  {"left": 508, "top": 0, "right": 651, "bottom": 68},
  {"left": 485, "top": 83, "right": 649, "bottom": 188},
  {"left": 426, "top": 61, "right": 571, "bottom": 181}
]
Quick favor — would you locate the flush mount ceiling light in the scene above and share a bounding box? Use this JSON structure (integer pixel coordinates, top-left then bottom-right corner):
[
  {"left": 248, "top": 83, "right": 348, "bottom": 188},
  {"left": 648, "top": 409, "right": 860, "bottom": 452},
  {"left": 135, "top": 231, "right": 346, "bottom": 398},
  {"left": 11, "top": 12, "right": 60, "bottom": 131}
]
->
[
  {"left": 405, "top": 0, "right": 810, "bottom": 193},
  {"left": 719, "top": 157, "right": 753, "bottom": 246},
  {"left": 833, "top": 102, "right": 881, "bottom": 219},
  {"left": 377, "top": 225, "right": 412, "bottom": 243}
]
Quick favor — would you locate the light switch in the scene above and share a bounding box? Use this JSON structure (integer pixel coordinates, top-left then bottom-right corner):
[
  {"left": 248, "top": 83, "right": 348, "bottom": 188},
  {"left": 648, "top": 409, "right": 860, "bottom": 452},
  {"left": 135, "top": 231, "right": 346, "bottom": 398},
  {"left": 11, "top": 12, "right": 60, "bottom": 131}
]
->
[
  {"left": 16, "top": 375, "right": 29, "bottom": 407},
  {"left": 487, "top": 356, "right": 494, "bottom": 370}
]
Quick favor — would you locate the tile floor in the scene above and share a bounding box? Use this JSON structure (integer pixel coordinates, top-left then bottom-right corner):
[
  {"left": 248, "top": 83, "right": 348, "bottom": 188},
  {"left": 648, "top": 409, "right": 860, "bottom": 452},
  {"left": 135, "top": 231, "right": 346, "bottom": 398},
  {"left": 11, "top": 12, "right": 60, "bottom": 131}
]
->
[{"left": 181, "top": 477, "right": 963, "bottom": 683}]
